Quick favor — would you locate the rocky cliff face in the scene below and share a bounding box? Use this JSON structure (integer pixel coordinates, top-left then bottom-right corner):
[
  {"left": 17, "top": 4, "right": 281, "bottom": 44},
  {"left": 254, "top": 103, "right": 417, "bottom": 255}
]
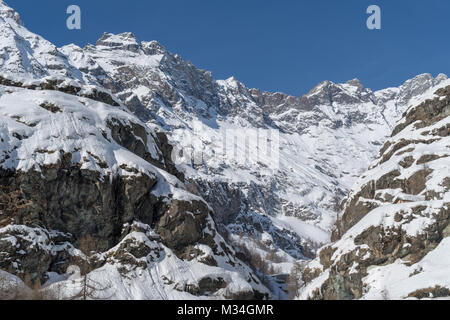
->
[
  {"left": 298, "top": 85, "right": 450, "bottom": 300},
  {"left": 0, "top": 1, "right": 268, "bottom": 299}
]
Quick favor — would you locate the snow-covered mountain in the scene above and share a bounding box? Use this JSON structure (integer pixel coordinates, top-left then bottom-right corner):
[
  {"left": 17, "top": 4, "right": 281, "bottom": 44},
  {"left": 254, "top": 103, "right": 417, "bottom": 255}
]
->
[
  {"left": 0, "top": 1, "right": 268, "bottom": 300},
  {"left": 60, "top": 31, "right": 447, "bottom": 257},
  {"left": 298, "top": 83, "right": 450, "bottom": 300},
  {"left": 0, "top": 0, "right": 448, "bottom": 300}
]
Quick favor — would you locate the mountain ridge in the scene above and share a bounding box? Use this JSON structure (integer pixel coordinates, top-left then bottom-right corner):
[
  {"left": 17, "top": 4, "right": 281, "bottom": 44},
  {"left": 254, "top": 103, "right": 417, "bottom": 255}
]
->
[{"left": 0, "top": 0, "right": 448, "bottom": 300}]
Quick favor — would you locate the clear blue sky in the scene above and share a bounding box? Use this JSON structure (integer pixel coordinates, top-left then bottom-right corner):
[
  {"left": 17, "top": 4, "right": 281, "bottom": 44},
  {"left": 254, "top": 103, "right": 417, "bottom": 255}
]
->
[{"left": 5, "top": 0, "right": 450, "bottom": 95}]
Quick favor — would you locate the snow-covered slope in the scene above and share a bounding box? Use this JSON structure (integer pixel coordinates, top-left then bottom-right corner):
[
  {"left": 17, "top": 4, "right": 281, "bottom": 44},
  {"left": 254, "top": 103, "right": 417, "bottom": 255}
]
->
[
  {"left": 0, "top": 1, "right": 268, "bottom": 300},
  {"left": 0, "top": 0, "right": 448, "bottom": 300},
  {"left": 61, "top": 31, "right": 448, "bottom": 261},
  {"left": 298, "top": 83, "right": 450, "bottom": 300}
]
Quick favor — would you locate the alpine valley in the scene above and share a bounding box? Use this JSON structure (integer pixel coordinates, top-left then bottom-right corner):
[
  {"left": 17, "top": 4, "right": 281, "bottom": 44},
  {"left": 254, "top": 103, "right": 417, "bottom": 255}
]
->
[{"left": 0, "top": 1, "right": 448, "bottom": 300}]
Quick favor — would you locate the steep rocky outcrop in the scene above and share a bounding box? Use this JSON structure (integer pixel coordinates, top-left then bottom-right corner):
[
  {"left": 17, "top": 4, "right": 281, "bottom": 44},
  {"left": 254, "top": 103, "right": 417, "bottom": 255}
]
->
[
  {"left": 299, "top": 86, "right": 450, "bottom": 300},
  {"left": 0, "top": 86, "right": 267, "bottom": 298}
]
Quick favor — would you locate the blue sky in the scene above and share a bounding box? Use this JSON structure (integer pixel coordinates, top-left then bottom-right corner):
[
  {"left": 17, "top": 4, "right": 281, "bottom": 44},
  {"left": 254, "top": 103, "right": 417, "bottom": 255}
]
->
[{"left": 5, "top": 0, "right": 450, "bottom": 95}]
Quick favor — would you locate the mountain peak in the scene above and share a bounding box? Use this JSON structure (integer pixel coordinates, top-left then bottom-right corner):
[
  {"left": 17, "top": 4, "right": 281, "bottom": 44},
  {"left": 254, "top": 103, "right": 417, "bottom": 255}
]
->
[
  {"left": 217, "top": 76, "right": 244, "bottom": 90},
  {"left": 306, "top": 80, "right": 337, "bottom": 97},
  {"left": 96, "top": 32, "right": 140, "bottom": 52},
  {"left": 0, "top": 0, "right": 23, "bottom": 25},
  {"left": 345, "top": 78, "right": 364, "bottom": 90},
  {"left": 436, "top": 73, "right": 448, "bottom": 81},
  {"left": 142, "top": 40, "right": 166, "bottom": 55},
  {"left": 397, "top": 73, "right": 449, "bottom": 100},
  {"left": 401, "top": 73, "right": 447, "bottom": 86}
]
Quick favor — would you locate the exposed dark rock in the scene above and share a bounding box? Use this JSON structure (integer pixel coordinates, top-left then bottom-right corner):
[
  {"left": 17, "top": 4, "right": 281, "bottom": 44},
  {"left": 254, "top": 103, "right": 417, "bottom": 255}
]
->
[
  {"left": 392, "top": 86, "right": 450, "bottom": 136},
  {"left": 407, "top": 286, "right": 450, "bottom": 299},
  {"left": 0, "top": 76, "right": 119, "bottom": 107}
]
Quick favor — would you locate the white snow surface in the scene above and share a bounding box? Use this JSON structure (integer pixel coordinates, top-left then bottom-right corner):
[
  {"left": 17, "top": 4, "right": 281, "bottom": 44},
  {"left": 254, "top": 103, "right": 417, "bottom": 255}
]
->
[{"left": 0, "top": 86, "right": 162, "bottom": 176}]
